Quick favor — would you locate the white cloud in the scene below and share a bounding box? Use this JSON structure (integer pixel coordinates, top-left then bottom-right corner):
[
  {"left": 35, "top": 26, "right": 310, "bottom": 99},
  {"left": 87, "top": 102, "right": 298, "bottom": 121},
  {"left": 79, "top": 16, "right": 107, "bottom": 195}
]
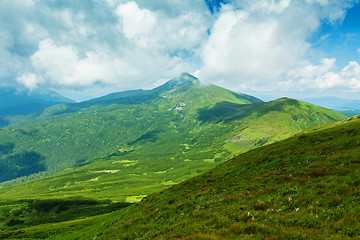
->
[
  {"left": 198, "top": 2, "right": 312, "bottom": 85},
  {"left": 288, "top": 58, "right": 336, "bottom": 80},
  {"left": 341, "top": 61, "right": 360, "bottom": 88},
  {"left": 279, "top": 58, "right": 360, "bottom": 91},
  {"left": 8, "top": 0, "right": 210, "bottom": 94},
  {"left": 247, "top": 0, "right": 291, "bottom": 13},
  {"left": 16, "top": 73, "right": 43, "bottom": 90},
  {"left": 198, "top": 0, "right": 358, "bottom": 90},
  {"left": 1, "top": 0, "right": 360, "bottom": 100},
  {"left": 29, "top": 38, "right": 138, "bottom": 87},
  {"left": 114, "top": 1, "right": 211, "bottom": 51},
  {"left": 115, "top": 2, "right": 156, "bottom": 41},
  {"left": 25, "top": 38, "right": 190, "bottom": 91}
]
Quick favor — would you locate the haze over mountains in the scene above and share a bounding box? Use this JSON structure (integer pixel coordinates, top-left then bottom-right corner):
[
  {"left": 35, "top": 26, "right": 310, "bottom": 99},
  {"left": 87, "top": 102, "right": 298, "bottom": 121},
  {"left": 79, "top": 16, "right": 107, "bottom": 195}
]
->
[
  {"left": 0, "top": 87, "right": 74, "bottom": 116},
  {"left": 302, "top": 97, "right": 360, "bottom": 117}
]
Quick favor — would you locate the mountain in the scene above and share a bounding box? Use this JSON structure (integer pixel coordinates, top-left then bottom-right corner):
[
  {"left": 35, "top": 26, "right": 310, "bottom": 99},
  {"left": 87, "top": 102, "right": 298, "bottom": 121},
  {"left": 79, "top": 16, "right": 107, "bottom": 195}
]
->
[
  {"left": 0, "top": 87, "right": 74, "bottom": 117},
  {"left": 0, "top": 73, "right": 345, "bottom": 184},
  {"left": 0, "top": 73, "right": 348, "bottom": 238},
  {"left": 0, "top": 109, "right": 357, "bottom": 239},
  {"left": 0, "top": 72, "right": 347, "bottom": 236},
  {"left": 302, "top": 96, "right": 360, "bottom": 116},
  {"left": 84, "top": 89, "right": 145, "bottom": 103}
]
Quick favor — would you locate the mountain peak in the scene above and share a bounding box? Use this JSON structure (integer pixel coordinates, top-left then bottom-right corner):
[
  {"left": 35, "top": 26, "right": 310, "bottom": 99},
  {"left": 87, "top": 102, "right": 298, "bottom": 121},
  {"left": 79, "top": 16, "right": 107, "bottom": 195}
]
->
[
  {"left": 153, "top": 72, "right": 200, "bottom": 92},
  {"left": 168, "top": 72, "right": 199, "bottom": 87}
]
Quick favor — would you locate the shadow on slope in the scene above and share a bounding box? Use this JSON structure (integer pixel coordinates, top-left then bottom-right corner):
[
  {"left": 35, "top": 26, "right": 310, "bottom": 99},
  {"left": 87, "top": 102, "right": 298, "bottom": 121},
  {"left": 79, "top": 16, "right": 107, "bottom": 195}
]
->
[
  {"left": 0, "top": 145, "right": 46, "bottom": 182},
  {"left": 197, "top": 98, "right": 300, "bottom": 124},
  {"left": 0, "top": 198, "right": 132, "bottom": 235}
]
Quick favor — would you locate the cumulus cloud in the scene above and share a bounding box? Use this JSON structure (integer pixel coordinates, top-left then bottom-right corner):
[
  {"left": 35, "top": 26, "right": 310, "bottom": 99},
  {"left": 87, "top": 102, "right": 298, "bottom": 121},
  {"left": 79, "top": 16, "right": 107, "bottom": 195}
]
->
[
  {"left": 1, "top": 0, "right": 360, "bottom": 100},
  {"left": 25, "top": 37, "right": 192, "bottom": 92},
  {"left": 198, "top": 0, "right": 359, "bottom": 89},
  {"left": 199, "top": 6, "right": 309, "bottom": 84},
  {"left": 17, "top": 73, "right": 44, "bottom": 90},
  {"left": 279, "top": 58, "right": 360, "bottom": 91},
  {"left": 0, "top": 0, "right": 211, "bottom": 99},
  {"left": 29, "top": 38, "right": 139, "bottom": 87},
  {"left": 115, "top": 2, "right": 156, "bottom": 41},
  {"left": 114, "top": 1, "right": 211, "bottom": 51}
]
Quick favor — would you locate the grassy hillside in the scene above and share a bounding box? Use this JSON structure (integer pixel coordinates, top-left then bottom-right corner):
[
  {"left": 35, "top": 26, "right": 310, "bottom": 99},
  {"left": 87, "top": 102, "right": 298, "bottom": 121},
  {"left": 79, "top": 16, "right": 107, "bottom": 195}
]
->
[
  {"left": 0, "top": 112, "right": 357, "bottom": 239},
  {"left": 0, "top": 74, "right": 345, "bottom": 184},
  {"left": 86, "top": 115, "right": 359, "bottom": 240}
]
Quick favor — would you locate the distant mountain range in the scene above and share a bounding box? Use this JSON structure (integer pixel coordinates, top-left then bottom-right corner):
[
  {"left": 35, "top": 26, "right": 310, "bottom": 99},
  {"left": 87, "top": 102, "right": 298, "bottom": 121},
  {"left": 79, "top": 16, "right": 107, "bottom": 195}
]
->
[
  {"left": 0, "top": 87, "right": 74, "bottom": 116},
  {"left": 302, "top": 96, "right": 360, "bottom": 116}
]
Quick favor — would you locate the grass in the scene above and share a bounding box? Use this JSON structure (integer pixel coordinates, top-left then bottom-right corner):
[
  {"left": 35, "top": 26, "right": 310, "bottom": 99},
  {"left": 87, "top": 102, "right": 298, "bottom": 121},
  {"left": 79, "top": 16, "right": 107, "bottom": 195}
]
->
[
  {"left": 45, "top": 115, "right": 360, "bottom": 240},
  {"left": 0, "top": 116, "right": 355, "bottom": 239}
]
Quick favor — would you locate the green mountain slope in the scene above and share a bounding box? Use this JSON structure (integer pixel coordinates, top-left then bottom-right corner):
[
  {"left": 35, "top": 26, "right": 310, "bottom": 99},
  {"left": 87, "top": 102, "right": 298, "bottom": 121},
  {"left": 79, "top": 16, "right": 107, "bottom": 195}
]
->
[
  {"left": 0, "top": 78, "right": 348, "bottom": 238},
  {"left": 0, "top": 112, "right": 357, "bottom": 239},
  {"left": 87, "top": 115, "right": 358, "bottom": 240},
  {"left": 0, "top": 73, "right": 346, "bottom": 184},
  {"left": 0, "top": 73, "right": 345, "bottom": 184},
  {"left": 0, "top": 97, "right": 345, "bottom": 200},
  {"left": 0, "top": 73, "right": 264, "bottom": 183}
]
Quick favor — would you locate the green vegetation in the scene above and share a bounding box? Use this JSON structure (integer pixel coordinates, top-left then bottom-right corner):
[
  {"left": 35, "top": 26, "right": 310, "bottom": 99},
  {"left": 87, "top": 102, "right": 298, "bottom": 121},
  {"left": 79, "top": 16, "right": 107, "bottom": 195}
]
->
[
  {"left": 0, "top": 73, "right": 349, "bottom": 239},
  {"left": 0, "top": 109, "right": 357, "bottom": 239},
  {"left": 0, "top": 74, "right": 345, "bottom": 184},
  {"left": 88, "top": 115, "right": 359, "bottom": 239},
  {"left": 0, "top": 73, "right": 263, "bottom": 183}
]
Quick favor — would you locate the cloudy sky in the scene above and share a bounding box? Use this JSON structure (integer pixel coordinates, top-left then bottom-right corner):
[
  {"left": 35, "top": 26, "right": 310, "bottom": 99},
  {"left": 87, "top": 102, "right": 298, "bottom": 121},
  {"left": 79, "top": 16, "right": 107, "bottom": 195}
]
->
[{"left": 1, "top": 0, "right": 360, "bottom": 101}]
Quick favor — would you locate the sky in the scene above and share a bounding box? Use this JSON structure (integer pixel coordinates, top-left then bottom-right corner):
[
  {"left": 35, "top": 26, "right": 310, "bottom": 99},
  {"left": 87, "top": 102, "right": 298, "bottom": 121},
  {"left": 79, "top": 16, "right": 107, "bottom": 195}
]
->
[{"left": 1, "top": 0, "right": 360, "bottom": 101}]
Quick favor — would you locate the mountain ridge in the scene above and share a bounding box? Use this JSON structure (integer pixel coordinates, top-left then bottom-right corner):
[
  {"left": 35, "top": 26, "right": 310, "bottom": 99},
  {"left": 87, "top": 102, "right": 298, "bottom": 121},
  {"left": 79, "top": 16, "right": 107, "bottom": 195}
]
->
[
  {"left": 0, "top": 87, "right": 74, "bottom": 117},
  {"left": 0, "top": 73, "right": 345, "bottom": 184}
]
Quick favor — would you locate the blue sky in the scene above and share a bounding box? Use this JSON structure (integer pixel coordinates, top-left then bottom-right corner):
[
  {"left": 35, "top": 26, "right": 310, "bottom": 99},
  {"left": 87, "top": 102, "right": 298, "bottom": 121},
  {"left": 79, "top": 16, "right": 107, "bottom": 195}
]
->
[
  {"left": 1, "top": 0, "right": 360, "bottom": 101},
  {"left": 309, "top": 3, "right": 360, "bottom": 69}
]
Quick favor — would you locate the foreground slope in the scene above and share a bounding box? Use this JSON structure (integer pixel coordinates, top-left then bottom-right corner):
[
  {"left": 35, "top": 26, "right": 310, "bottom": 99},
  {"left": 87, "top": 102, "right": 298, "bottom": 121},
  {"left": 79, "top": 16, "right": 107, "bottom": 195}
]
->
[{"left": 85, "top": 116, "right": 360, "bottom": 239}]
